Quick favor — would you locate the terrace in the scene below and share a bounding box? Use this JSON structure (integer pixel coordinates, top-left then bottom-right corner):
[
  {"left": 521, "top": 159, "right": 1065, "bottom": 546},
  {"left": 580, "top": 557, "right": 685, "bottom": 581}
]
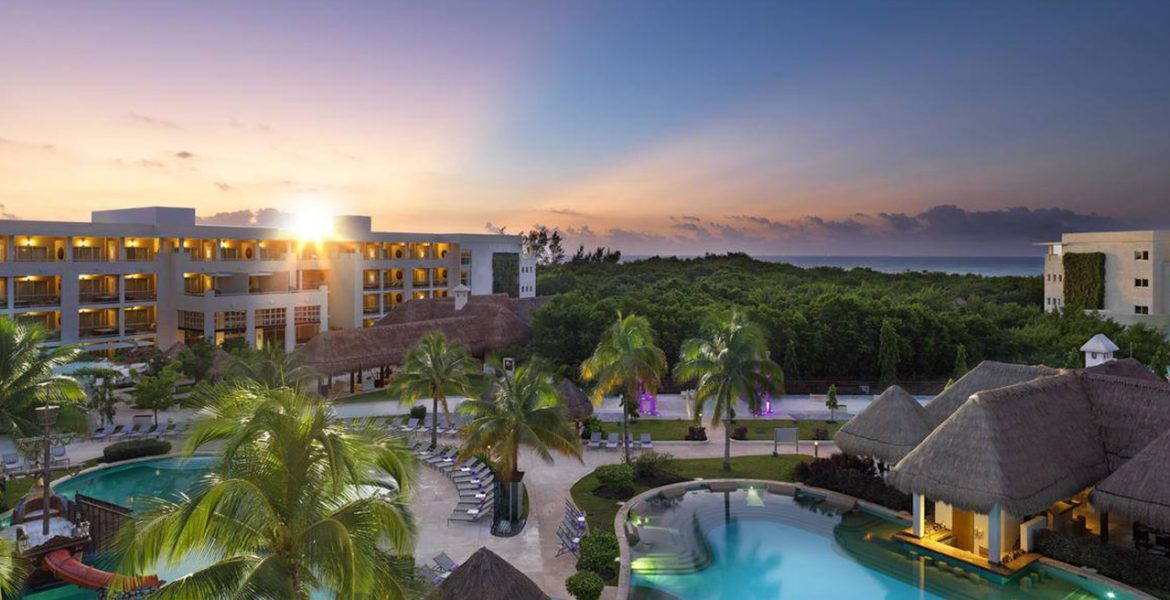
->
[
  {"left": 13, "top": 276, "right": 61, "bottom": 307},
  {"left": 78, "top": 275, "right": 120, "bottom": 305},
  {"left": 13, "top": 236, "right": 66, "bottom": 262},
  {"left": 123, "top": 274, "right": 157, "bottom": 301},
  {"left": 71, "top": 236, "right": 118, "bottom": 262}
]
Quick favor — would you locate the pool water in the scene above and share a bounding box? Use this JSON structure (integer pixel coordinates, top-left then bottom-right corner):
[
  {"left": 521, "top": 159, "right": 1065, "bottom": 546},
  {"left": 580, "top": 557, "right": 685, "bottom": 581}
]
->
[{"left": 627, "top": 487, "right": 1130, "bottom": 600}]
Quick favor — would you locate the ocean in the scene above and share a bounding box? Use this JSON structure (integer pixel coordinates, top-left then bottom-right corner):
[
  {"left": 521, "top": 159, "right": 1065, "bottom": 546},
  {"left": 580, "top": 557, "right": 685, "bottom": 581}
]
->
[{"left": 624, "top": 255, "right": 1043, "bottom": 277}]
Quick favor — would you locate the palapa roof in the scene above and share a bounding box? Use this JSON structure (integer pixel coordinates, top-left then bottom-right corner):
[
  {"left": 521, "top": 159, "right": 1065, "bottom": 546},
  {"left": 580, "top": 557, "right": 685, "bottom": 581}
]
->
[
  {"left": 1083, "top": 357, "right": 1165, "bottom": 384},
  {"left": 557, "top": 378, "right": 593, "bottom": 421},
  {"left": 300, "top": 296, "right": 530, "bottom": 376},
  {"left": 834, "top": 385, "right": 932, "bottom": 464},
  {"left": 891, "top": 371, "right": 1170, "bottom": 518},
  {"left": 1081, "top": 333, "right": 1119, "bottom": 354},
  {"left": 922, "top": 361, "right": 1059, "bottom": 425},
  {"left": 428, "top": 547, "right": 549, "bottom": 600},
  {"left": 1091, "top": 429, "right": 1170, "bottom": 532}
]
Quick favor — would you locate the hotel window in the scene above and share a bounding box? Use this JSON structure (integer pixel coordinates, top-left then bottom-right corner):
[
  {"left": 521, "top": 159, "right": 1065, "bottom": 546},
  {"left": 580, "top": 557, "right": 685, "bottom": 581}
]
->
[
  {"left": 1135, "top": 278, "right": 1150, "bottom": 288},
  {"left": 460, "top": 249, "right": 472, "bottom": 266},
  {"left": 215, "top": 311, "right": 247, "bottom": 331},
  {"left": 1058, "top": 274, "right": 1062, "bottom": 282},
  {"left": 295, "top": 305, "right": 321, "bottom": 324},
  {"left": 1135, "top": 305, "right": 1150, "bottom": 315},
  {"left": 178, "top": 310, "right": 205, "bottom": 330},
  {"left": 1135, "top": 250, "right": 1150, "bottom": 261},
  {"left": 256, "top": 308, "right": 286, "bottom": 327}
]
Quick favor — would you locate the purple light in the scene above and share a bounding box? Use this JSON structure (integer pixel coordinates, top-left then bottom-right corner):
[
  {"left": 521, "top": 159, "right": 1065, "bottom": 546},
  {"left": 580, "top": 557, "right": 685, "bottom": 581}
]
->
[{"left": 637, "top": 380, "right": 659, "bottom": 416}]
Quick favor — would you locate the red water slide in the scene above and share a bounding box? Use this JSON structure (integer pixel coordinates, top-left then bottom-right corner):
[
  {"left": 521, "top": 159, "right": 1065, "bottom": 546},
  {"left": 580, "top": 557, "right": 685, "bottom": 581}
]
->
[{"left": 42, "top": 549, "right": 162, "bottom": 591}]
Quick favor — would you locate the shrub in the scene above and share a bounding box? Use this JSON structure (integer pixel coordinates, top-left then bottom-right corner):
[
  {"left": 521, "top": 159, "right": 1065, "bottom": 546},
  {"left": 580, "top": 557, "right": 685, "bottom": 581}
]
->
[
  {"left": 579, "top": 416, "right": 604, "bottom": 440},
  {"left": 812, "top": 427, "right": 830, "bottom": 440},
  {"left": 632, "top": 451, "right": 677, "bottom": 480},
  {"left": 731, "top": 426, "right": 748, "bottom": 440},
  {"left": 102, "top": 438, "right": 171, "bottom": 463},
  {"left": 409, "top": 405, "right": 427, "bottom": 420},
  {"left": 594, "top": 463, "right": 634, "bottom": 494},
  {"left": 578, "top": 531, "right": 619, "bottom": 577},
  {"left": 1036, "top": 530, "right": 1170, "bottom": 593},
  {"left": 794, "top": 453, "right": 910, "bottom": 511},
  {"left": 565, "top": 571, "right": 605, "bottom": 600},
  {"left": 685, "top": 425, "right": 707, "bottom": 441}
]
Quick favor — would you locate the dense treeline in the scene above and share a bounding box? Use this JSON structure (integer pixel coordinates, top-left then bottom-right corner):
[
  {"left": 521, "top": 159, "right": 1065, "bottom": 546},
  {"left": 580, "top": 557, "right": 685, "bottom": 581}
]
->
[{"left": 525, "top": 253, "right": 1169, "bottom": 385}]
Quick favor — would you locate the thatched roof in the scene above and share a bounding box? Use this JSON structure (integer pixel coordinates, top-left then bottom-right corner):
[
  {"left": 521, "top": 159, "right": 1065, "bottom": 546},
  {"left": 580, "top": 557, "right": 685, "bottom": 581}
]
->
[
  {"left": 891, "top": 372, "right": 1109, "bottom": 516},
  {"left": 1091, "top": 429, "right": 1170, "bottom": 531},
  {"left": 923, "top": 361, "right": 1059, "bottom": 425},
  {"left": 207, "top": 347, "right": 235, "bottom": 379},
  {"left": 834, "top": 385, "right": 932, "bottom": 464},
  {"left": 375, "top": 293, "right": 541, "bottom": 326},
  {"left": 892, "top": 370, "right": 1170, "bottom": 517},
  {"left": 300, "top": 302, "right": 529, "bottom": 376},
  {"left": 428, "top": 547, "right": 548, "bottom": 600},
  {"left": 557, "top": 378, "right": 593, "bottom": 421},
  {"left": 1083, "top": 357, "right": 1165, "bottom": 384}
]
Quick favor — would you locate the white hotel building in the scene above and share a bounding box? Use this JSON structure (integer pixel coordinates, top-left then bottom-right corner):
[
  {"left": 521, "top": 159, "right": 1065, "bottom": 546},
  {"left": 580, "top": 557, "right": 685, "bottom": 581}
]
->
[
  {"left": 1042, "top": 229, "right": 1169, "bottom": 330},
  {"left": 0, "top": 206, "right": 536, "bottom": 353}
]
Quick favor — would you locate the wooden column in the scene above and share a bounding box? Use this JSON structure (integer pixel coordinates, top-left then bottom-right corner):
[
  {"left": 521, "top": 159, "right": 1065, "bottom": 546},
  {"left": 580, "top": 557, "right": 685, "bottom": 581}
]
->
[
  {"left": 988, "top": 504, "right": 1003, "bottom": 564},
  {"left": 912, "top": 493, "right": 926, "bottom": 538}
]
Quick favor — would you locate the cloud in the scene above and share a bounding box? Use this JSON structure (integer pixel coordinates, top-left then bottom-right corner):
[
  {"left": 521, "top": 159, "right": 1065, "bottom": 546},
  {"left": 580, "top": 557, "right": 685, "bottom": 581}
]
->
[
  {"left": 547, "top": 208, "right": 584, "bottom": 216},
  {"left": 0, "top": 204, "right": 19, "bottom": 219},
  {"left": 197, "top": 208, "right": 287, "bottom": 227},
  {"left": 484, "top": 222, "right": 507, "bottom": 234},
  {"left": 126, "top": 112, "right": 181, "bottom": 129},
  {"left": 0, "top": 137, "right": 59, "bottom": 153},
  {"left": 214, "top": 182, "right": 236, "bottom": 192},
  {"left": 174, "top": 151, "right": 196, "bottom": 159},
  {"left": 137, "top": 160, "right": 165, "bottom": 168},
  {"left": 229, "top": 117, "right": 273, "bottom": 133}
]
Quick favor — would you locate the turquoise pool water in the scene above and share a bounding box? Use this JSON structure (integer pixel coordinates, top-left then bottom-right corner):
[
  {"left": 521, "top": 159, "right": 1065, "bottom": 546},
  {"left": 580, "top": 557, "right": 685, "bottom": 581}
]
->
[{"left": 627, "top": 486, "right": 1131, "bottom": 600}]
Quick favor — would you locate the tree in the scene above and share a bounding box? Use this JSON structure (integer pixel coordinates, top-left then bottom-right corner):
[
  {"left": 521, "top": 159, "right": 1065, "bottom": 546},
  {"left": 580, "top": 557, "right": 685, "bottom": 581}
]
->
[
  {"left": 223, "top": 345, "right": 317, "bottom": 391},
  {"left": 782, "top": 338, "right": 800, "bottom": 385},
  {"left": 877, "top": 319, "right": 899, "bottom": 389},
  {"left": 0, "top": 538, "right": 23, "bottom": 599},
  {"left": 118, "top": 385, "right": 418, "bottom": 599},
  {"left": 0, "top": 318, "right": 86, "bottom": 437},
  {"left": 458, "top": 358, "right": 581, "bottom": 480},
  {"left": 1150, "top": 347, "right": 1169, "bottom": 381},
  {"left": 581, "top": 313, "right": 667, "bottom": 463},
  {"left": 952, "top": 344, "right": 969, "bottom": 379},
  {"left": 389, "top": 332, "right": 478, "bottom": 449},
  {"left": 1063, "top": 348, "right": 1083, "bottom": 369},
  {"left": 74, "top": 366, "right": 122, "bottom": 426},
  {"left": 825, "top": 384, "right": 839, "bottom": 423},
  {"left": 177, "top": 339, "right": 217, "bottom": 380},
  {"left": 522, "top": 225, "right": 566, "bottom": 266},
  {"left": 131, "top": 363, "right": 182, "bottom": 425},
  {"left": 673, "top": 310, "right": 784, "bottom": 472}
]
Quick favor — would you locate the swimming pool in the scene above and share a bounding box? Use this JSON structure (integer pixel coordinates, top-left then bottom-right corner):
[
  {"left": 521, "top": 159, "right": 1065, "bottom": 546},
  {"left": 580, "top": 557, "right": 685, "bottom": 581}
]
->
[{"left": 626, "top": 485, "right": 1132, "bottom": 600}]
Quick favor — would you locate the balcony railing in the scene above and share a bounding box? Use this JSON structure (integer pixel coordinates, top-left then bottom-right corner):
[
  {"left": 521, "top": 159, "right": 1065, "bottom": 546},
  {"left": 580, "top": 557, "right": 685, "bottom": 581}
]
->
[
  {"left": 362, "top": 305, "right": 382, "bottom": 315},
  {"left": 258, "top": 249, "right": 284, "bottom": 261},
  {"left": 125, "top": 248, "right": 155, "bottom": 262},
  {"left": 384, "top": 279, "right": 404, "bottom": 289},
  {"left": 124, "top": 289, "right": 157, "bottom": 302},
  {"left": 433, "top": 278, "right": 449, "bottom": 287},
  {"left": 14, "top": 248, "right": 53, "bottom": 262},
  {"left": 72, "top": 248, "right": 111, "bottom": 262},
  {"left": 79, "top": 325, "right": 120, "bottom": 338},
  {"left": 124, "top": 322, "right": 156, "bottom": 335},
  {"left": 14, "top": 294, "right": 60, "bottom": 307},
  {"left": 79, "top": 292, "right": 120, "bottom": 304},
  {"left": 412, "top": 280, "right": 430, "bottom": 288},
  {"left": 220, "top": 250, "right": 244, "bottom": 261},
  {"left": 363, "top": 281, "right": 381, "bottom": 290}
]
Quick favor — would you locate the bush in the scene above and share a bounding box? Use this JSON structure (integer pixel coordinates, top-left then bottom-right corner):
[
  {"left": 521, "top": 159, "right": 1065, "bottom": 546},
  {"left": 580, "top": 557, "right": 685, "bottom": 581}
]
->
[
  {"left": 794, "top": 453, "right": 910, "bottom": 511},
  {"left": 1037, "top": 530, "right": 1170, "bottom": 593},
  {"left": 685, "top": 425, "right": 707, "bottom": 441},
  {"left": 409, "top": 405, "right": 427, "bottom": 420},
  {"left": 812, "top": 427, "right": 830, "bottom": 440},
  {"left": 565, "top": 571, "right": 605, "bottom": 600},
  {"left": 577, "top": 531, "right": 619, "bottom": 578},
  {"left": 731, "top": 426, "right": 748, "bottom": 440},
  {"left": 102, "top": 438, "right": 171, "bottom": 463},
  {"left": 579, "top": 416, "right": 604, "bottom": 440},
  {"left": 594, "top": 463, "right": 634, "bottom": 495}
]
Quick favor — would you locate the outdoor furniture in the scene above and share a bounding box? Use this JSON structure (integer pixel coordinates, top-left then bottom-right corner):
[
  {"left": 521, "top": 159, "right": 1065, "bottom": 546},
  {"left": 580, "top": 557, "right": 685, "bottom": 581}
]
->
[
  {"left": 587, "top": 432, "right": 602, "bottom": 449},
  {"left": 90, "top": 425, "right": 109, "bottom": 440},
  {"left": 625, "top": 433, "right": 634, "bottom": 448},
  {"left": 51, "top": 446, "right": 69, "bottom": 468},
  {"left": 158, "top": 422, "right": 177, "bottom": 437},
  {"left": 556, "top": 528, "right": 581, "bottom": 557},
  {"left": 639, "top": 433, "right": 653, "bottom": 449},
  {"left": 2, "top": 453, "right": 24, "bottom": 477},
  {"left": 124, "top": 423, "right": 145, "bottom": 438},
  {"left": 448, "top": 506, "right": 491, "bottom": 523},
  {"left": 399, "top": 418, "right": 419, "bottom": 432},
  {"left": 605, "top": 432, "right": 619, "bottom": 449},
  {"left": 432, "top": 552, "right": 459, "bottom": 574},
  {"left": 108, "top": 424, "right": 126, "bottom": 438}
]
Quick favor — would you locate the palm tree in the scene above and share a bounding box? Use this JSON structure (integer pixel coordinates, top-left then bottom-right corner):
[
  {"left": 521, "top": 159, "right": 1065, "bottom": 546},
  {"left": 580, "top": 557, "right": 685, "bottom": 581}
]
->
[
  {"left": 580, "top": 313, "right": 667, "bottom": 463},
  {"left": 457, "top": 358, "right": 582, "bottom": 480},
  {"left": 674, "top": 310, "right": 784, "bottom": 472},
  {"left": 389, "top": 332, "right": 478, "bottom": 449},
  {"left": 0, "top": 318, "right": 85, "bottom": 438},
  {"left": 222, "top": 345, "right": 318, "bottom": 390},
  {"left": 118, "top": 385, "right": 418, "bottom": 599},
  {"left": 0, "top": 538, "right": 25, "bottom": 599}
]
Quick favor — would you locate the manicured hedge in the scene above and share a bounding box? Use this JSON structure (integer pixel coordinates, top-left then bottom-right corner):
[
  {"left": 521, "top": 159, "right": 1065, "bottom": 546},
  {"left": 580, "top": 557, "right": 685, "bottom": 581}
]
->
[
  {"left": 102, "top": 438, "right": 171, "bottom": 463},
  {"left": 1062, "top": 252, "right": 1105, "bottom": 310},
  {"left": 594, "top": 464, "right": 634, "bottom": 496},
  {"left": 565, "top": 571, "right": 605, "bottom": 600},
  {"left": 1036, "top": 530, "right": 1170, "bottom": 594},
  {"left": 577, "top": 531, "right": 619, "bottom": 578}
]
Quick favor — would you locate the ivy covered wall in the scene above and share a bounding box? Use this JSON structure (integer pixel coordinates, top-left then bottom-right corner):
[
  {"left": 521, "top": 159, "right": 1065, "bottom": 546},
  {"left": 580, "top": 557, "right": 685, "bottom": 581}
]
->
[{"left": 1062, "top": 252, "right": 1105, "bottom": 310}]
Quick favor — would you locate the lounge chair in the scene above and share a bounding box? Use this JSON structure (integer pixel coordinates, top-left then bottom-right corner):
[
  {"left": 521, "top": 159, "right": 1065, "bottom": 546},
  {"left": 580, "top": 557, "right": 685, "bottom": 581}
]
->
[
  {"left": 124, "top": 423, "right": 145, "bottom": 438},
  {"left": 90, "top": 425, "right": 109, "bottom": 440},
  {"left": 587, "top": 432, "right": 602, "bottom": 449},
  {"left": 639, "top": 433, "right": 653, "bottom": 449},
  {"left": 432, "top": 552, "right": 459, "bottom": 574},
  {"left": 398, "top": 418, "right": 419, "bottom": 432},
  {"left": 143, "top": 423, "right": 160, "bottom": 438},
  {"left": 2, "top": 453, "right": 24, "bottom": 476},
  {"left": 425, "top": 449, "right": 457, "bottom": 466},
  {"left": 108, "top": 424, "right": 126, "bottom": 438},
  {"left": 556, "top": 528, "right": 581, "bottom": 557},
  {"left": 158, "top": 421, "right": 177, "bottom": 437},
  {"left": 448, "top": 507, "right": 491, "bottom": 523},
  {"left": 625, "top": 433, "right": 634, "bottom": 448},
  {"left": 51, "top": 446, "right": 69, "bottom": 468},
  {"left": 605, "top": 432, "right": 619, "bottom": 449}
]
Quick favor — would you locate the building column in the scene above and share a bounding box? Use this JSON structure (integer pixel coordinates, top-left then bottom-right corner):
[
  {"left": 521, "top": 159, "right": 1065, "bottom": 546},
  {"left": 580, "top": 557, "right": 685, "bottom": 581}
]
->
[
  {"left": 988, "top": 504, "right": 1003, "bottom": 564},
  {"left": 117, "top": 275, "right": 126, "bottom": 304},
  {"left": 912, "top": 493, "right": 926, "bottom": 538},
  {"left": 203, "top": 309, "right": 215, "bottom": 343},
  {"left": 284, "top": 307, "right": 296, "bottom": 353},
  {"left": 245, "top": 309, "right": 257, "bottom": 348},
  {"left": 1099, "top": 512, "right": 1109, "bottom": 544},
  {"left": 117, "top": 307, "right": 125, "bottom": 337}
]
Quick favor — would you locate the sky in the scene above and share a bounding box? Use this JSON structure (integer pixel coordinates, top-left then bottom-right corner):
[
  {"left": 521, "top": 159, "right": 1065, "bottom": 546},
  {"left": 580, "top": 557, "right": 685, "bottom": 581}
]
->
[{"left": 1, "top": 1, "right": 1168, "bottom": 256}]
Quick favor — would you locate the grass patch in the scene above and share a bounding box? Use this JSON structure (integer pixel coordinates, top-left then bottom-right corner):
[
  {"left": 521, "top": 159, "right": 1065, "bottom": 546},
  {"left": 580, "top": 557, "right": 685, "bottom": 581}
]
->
[
  {"left": 1, "top": 458, "right": 102, "bottom": 512},
  {"left": 618, "top": 419, "right": 842, "bottom": 441}
]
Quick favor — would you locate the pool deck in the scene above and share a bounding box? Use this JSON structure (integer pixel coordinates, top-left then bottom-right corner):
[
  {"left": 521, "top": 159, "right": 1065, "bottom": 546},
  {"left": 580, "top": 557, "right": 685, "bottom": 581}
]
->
[{"left": 895, "top": 529, "right": 1041, "bottom": 578}]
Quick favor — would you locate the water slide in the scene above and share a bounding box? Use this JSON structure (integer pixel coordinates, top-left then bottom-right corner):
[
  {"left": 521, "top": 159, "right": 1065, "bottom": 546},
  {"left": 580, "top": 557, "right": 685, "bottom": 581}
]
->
[{"left": 42, "top": 549, "right": 161, "bottom": 591}]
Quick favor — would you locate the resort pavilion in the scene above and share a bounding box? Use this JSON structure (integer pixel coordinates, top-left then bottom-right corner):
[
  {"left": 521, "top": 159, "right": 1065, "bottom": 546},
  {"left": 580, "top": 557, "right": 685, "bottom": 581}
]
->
[
  {"left": 888, "top": 368, "right": 1170, "bottom": 569},
  {"left": 427, "top": 547, "right": 549, "bottom": 600}
]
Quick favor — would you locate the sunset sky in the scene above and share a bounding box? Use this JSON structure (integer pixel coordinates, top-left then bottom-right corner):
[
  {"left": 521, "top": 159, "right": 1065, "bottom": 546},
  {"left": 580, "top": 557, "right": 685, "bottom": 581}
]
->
[{"left": 2, "top": 1, "right": 1168, "bottom": 255}]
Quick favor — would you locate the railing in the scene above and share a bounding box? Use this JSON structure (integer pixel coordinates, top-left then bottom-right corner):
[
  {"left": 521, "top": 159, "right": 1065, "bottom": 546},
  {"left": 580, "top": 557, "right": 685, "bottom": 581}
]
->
[
  {"left": 384, "top": 279, "right": 404, "bottom": 289},
  {"left": 363, "top": 305, "right": 382, "bottom": 315},
  {"left": 433, "top": 278, "right": 449, "bottom": 287},
  {"left": 123, "top": 322, "right": 156, "bottom": 335},
  {"left": 125, "top": 248, "right": 155, "bottom": 262},
  {"left": 220, "top": 250, "right": 244, "bottom": 261},
  {"left": 79, "top": 325, "right": 119, "bottom": 338},
  {"left": 79, "top": 292, "right": 119, "bottom": 304},
  {"left": 187, "top": 249, "right": 208, "bottom": 262},
  {"left": 13, "top": 248, "right": 53, "bottom": 262},
  {"left": 72, "top": 247, "right": 110, "bottom": 262},
  {"left": 363, "top": 281, "right": 381, "bottom": 290},
  {"left": 258, "top": 249, "right": 284, "bottom": 261},
  {"left": 124, "top": 289, "right": 157, "bottom": 302},
  {"left": 412, "top": 280, "right": 430, "bottom": 288},
  {"left": 13, "top": 294, "right": 60, "bottom": 307}
]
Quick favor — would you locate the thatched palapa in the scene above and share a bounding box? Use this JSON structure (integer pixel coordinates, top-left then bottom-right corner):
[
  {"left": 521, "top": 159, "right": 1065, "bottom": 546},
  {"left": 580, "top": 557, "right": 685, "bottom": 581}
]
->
[
  {"left": 428, "top": 547, "right": 549, "bottom": 600},
  {"left": 557, "top": 378, "right": 593, "bottom": 421},
  {"left": 1083, "top": 357, "right": 1166, "bottom": 384},
  {"left": 1091, "top": 430, "right": 1170, "bottom": 532},
  {"left": 922, "top": 361, "right": 1059, "bottom": 425},
  {"left": 834, "top": 385, "right": 931, "bottom": 464}
]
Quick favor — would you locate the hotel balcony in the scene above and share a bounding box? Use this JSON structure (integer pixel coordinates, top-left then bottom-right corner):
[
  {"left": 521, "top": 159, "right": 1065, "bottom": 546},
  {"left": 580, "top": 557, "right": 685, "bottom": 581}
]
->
[
  {"left": 125, "top": 247, "right": 155, "bottom": 262},
  {"left": 79, "top": 275, "right": 120, "bottom": 305},
  {"left": 13, "top": 293, "right": 61, "bottom": 308},
  {"left": 123, "top": 321, "right": 157, "bottom": 335},
  {"left": 123, "top": 306, "right": 157, "bottom": 335},
  {"left": 78, "top": 324, "right": 121, "bottom": 339},
  {"left": 72, "top": 246, "right": 112, "bottom": 262},
  {"left": 15, "top": 312, "right": 60, "bottom": 339},
  {"left": 78, "top": 308, "right": 119, "bottom": 339},
  {"left": 124, "top": 288, "right": 157, "bottom": 302}
]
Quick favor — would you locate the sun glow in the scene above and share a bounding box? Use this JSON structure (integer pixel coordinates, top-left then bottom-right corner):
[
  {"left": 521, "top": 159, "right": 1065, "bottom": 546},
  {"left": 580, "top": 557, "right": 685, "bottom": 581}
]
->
[{"left": 285, "top": 201, "right": 337, "bottom": 244}]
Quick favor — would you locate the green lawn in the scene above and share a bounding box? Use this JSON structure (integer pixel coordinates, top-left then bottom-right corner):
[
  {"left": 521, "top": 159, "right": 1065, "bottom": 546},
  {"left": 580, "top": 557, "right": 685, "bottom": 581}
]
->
[
  {"left": 1, "top": 459, "right": 102, "bottom": 512},
  {"left": 569, "top": 454, "right": 810, "bottom": 536},
  {"left": 620, "top": 418, "right": 843, "bottom": 442}
]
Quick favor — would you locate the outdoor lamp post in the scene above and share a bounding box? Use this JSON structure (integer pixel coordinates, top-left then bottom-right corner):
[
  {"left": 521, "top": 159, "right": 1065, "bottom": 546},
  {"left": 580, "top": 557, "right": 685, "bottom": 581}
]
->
[
  {"left": 35, "top": 404, "right": 60, "bottom": 536},
  {"left": 813, "top": 440, "right": 820, "bottom": 459}
]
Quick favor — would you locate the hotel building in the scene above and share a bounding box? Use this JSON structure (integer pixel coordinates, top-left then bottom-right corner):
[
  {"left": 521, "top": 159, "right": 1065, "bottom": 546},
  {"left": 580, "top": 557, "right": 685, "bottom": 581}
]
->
[
  {"left": 0, "top": 206, "right": 536, "bottom": 353},
  {"left": 1041, "top": 230, "right": 1170, "bottom": 330}
]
